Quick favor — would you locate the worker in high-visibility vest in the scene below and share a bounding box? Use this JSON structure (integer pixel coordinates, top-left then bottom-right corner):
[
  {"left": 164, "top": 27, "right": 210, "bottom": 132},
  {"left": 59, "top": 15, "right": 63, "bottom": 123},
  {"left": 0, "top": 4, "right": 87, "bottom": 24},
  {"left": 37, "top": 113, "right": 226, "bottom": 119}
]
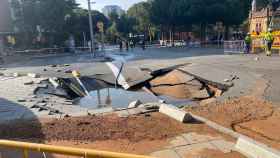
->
[
  {"left": 264, "top": 28, "right": 274, "bottom": 56},
  {"left": 244, "top": 33, "right": 252, "bottom": 54}
]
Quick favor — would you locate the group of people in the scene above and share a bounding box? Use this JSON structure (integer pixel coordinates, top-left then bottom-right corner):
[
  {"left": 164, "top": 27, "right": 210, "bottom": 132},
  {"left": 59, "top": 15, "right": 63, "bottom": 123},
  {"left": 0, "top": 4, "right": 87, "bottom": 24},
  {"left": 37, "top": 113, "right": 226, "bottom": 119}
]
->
[
  {"left": 119, "top": 40, "right": 146, "bottom": 52},
  {"left": 244, "top": 28, "right": 275, "bottom": 56}
]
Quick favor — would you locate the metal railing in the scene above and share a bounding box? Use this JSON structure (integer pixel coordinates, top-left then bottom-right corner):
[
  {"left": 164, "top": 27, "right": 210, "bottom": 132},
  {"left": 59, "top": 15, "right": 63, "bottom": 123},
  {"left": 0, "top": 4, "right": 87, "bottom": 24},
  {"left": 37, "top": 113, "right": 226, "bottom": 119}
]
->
[
  {"left": 223, "top": 40, "right": 245, "bottom": 54},
  {"left": 0, "top": 140, "right": 154, "bottom": 158}
]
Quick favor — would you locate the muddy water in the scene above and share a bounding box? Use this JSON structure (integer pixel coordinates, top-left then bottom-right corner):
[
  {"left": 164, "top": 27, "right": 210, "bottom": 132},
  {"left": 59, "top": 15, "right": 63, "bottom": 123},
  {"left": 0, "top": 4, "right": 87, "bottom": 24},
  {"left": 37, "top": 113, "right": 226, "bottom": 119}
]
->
[{"left": 76, "top": 88, "right": 193, "bottom": 109}]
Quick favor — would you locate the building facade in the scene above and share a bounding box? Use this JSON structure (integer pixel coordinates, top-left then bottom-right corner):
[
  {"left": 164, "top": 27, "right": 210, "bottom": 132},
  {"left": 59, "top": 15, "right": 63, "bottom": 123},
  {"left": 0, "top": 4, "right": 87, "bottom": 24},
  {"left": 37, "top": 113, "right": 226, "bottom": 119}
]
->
[
  {"left": 102, "top": 5, "right": 125, "bottom": 18},
  {"left": 249, "top": 0, "right": 280, "bottom": 34}
]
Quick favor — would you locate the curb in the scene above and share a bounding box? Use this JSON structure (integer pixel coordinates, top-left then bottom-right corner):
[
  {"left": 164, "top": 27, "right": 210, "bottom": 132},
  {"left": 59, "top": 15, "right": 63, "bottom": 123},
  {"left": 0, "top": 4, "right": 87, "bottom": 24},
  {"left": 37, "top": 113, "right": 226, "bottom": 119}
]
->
[
  {"left": 235, "top": 136, "right": 280, "bottom": 158},
  {"left": 149, "top": 103, "right": 280, "bottom": 158},
  {"left": 188, "top": 112, "right": 280, "bottom": 158}
]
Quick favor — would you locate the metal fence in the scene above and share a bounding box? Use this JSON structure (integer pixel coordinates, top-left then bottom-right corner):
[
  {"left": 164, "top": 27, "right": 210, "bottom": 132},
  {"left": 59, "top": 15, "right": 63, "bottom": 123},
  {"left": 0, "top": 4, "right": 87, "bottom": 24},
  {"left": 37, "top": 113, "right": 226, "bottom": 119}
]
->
[
  {"left": 0, "top": 140, "right": 154, "bottom": 158},
  {"left": 223, "top": 40, "right": 245, "bottom": 54}
]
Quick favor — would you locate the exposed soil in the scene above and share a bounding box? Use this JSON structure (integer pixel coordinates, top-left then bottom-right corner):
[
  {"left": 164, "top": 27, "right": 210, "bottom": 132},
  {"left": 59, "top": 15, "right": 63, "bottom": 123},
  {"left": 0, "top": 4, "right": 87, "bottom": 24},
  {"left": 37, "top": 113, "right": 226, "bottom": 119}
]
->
[
  {"left": 186, "top": 96, "right": 274, "bottom": 128},
  {"left": 0, "top": 113, "right": 221, "bottom": 143},
  {"left": 186, "top": 96, "right": 280, "bottom": 150},
  {"left": 149, "top": 70, "right": 211, "bottom": 99},
  {"left": 0, "top": 112, "right": 234, "bottom": 156}
]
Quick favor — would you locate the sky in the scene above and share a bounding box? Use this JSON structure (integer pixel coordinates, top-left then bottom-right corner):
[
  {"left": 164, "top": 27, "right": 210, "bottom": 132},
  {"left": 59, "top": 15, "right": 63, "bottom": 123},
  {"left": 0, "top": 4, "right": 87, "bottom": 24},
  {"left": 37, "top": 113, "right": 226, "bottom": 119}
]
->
[{"left": 76, "top": 0, "right": 145, "bottom": 11}]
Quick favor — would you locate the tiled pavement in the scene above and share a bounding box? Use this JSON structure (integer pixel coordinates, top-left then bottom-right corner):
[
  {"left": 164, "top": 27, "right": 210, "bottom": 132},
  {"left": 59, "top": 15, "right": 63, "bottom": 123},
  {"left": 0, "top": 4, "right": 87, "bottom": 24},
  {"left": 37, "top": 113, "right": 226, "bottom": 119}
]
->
[{"left": 150, "top": 132, "right": 235, "bottom": 158}]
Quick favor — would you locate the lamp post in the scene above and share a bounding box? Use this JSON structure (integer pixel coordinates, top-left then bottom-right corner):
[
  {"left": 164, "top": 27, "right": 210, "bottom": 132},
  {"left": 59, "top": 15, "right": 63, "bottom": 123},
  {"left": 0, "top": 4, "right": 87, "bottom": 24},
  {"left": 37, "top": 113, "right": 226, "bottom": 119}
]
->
[{"left": 87, "top": 0, "right": 96, "bottom": 57}]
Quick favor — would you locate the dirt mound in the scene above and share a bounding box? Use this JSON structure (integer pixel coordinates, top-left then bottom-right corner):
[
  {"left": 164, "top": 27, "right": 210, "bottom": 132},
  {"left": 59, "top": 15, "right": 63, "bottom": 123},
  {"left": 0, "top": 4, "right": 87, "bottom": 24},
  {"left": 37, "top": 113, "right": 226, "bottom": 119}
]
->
[
  {"left": 186, "top": 96, "right": 280, "bottom": 149},
  {"left": 0, "top": 113, "right": 191, "bottom": 142},
  {"left": 186, "top": 96, "right": 274, "bottom": 128},
  {"left": 149, "top": 70, "right": 211, "bottom": 99}
]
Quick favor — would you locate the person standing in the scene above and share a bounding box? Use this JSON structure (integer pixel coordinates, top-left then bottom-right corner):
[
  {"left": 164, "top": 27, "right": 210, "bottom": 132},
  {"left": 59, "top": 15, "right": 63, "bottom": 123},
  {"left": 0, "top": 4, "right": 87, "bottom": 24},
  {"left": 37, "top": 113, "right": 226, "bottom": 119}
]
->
[
  {"left": 244, "top": 33, "right": 252, "bottom": 54},
  {"left": 125, "top": 41, "right": 129, "bottom": 51},
  {"left": 264, "top": 28, "right": 274, "bottom": 56},
  {"left": 119, "top": 40, "right": 123, "bottom": 52},
  {"left": 142, "top": 40, "right": 146, "bottom": 50}
]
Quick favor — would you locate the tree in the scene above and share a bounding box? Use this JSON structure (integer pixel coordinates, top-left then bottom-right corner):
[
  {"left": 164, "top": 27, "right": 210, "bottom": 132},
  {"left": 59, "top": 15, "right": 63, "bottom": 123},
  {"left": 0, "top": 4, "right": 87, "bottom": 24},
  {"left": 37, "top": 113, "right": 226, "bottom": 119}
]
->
[
  {"left": 11, "top": 0, "right": 78, "bottom": 47},
  {"left": 65, "top": 9, "right": 109, "bottom": 46},
  {"left": 128, "top": 2, "right": 158, "bottom": 42}
]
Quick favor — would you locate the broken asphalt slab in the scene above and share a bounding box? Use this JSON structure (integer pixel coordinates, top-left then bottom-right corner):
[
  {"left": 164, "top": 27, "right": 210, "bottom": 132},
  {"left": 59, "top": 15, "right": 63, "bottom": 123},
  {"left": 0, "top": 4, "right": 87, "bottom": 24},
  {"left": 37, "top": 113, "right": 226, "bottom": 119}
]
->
[
  {"left": 106, "top": 62, "right": 153, "bottom": 89},
  {"left": 178, "top": 64, "right": 234, "bottom": 90}
]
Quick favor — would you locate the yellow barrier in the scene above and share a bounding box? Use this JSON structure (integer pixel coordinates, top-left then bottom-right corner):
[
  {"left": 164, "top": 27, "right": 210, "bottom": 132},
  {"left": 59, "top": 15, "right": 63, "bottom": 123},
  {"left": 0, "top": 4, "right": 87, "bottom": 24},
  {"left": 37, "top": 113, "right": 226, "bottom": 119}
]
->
[{"left": 0, "top": 140, "right": 154, "bottom": 158}]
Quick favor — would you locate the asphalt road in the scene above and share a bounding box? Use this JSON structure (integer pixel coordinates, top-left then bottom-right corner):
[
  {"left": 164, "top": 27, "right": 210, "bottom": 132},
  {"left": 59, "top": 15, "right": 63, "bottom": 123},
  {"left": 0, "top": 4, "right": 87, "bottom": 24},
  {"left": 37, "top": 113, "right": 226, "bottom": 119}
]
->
[{"left": 1, "top": 47, "right": 280, "bottom": 105}]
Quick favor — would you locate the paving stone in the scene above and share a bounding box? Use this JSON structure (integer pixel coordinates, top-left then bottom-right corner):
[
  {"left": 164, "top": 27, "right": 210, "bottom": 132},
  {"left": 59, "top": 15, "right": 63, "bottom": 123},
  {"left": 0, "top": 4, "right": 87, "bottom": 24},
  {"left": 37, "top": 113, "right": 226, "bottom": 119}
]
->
[
  {"left": 175, "top": 142, "right": 218, "bottom": 158},
  {"left": 181, "top": 132, "right": 221, "bottom": 144},
  {"left": 150, "top": 149, "right": 181, "bottom": 158},
  {"left": 210, "top": 139, "right": 235, "bottom": 153},
  {"left": 168, "top": 136, "right": 190, "bottom": 148}
]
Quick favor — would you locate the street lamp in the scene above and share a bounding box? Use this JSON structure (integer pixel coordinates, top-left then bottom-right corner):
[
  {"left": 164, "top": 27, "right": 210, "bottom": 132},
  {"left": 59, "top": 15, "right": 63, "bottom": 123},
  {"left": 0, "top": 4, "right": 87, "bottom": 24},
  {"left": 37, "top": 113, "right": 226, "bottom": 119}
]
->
[{"left": 87, "top": 0, "right": 96, "bottom": 57}]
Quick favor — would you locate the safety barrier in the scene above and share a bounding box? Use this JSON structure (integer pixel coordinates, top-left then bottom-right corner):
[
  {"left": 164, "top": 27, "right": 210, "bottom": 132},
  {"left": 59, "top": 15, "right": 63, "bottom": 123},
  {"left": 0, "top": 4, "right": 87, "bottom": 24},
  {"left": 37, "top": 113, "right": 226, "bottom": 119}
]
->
[
  {"left": 223, "top": 40, "right": 245, "bottom": 54},
  {"left": 0, "top": 140, "right": 154, "bottom": 158}
]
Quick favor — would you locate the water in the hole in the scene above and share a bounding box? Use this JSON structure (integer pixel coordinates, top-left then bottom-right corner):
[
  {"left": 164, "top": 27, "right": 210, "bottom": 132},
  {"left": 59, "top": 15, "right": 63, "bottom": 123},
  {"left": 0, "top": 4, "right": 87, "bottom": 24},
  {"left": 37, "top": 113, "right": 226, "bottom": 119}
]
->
[
  {"left": 77, "top": 88, "right": 192, "bottom": 109},
  {"left": 77, "top": 88, "right": 158, "bottom": 109}
]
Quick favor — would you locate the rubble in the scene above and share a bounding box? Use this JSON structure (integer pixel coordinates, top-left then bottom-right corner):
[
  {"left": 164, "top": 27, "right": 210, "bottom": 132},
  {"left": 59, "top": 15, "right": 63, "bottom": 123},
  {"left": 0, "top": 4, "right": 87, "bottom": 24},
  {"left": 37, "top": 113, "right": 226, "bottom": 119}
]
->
[
  {"left": 17, "top": 98, "right": 26, "bottom": 102},
  {"left": 24, "top": 81, "right": 34, "bottom": 85},
  {"left": 49, "top": 78, "right": 59, "bottom": 88},
  {"left": 13, "top": 73, "right": 19, "bottom": 77},
  {"left": 27, "top": 73, "right": 39, "bottom": 78},
  {"left": 128, "top": 100, "right": 142, "bottom": 108}
]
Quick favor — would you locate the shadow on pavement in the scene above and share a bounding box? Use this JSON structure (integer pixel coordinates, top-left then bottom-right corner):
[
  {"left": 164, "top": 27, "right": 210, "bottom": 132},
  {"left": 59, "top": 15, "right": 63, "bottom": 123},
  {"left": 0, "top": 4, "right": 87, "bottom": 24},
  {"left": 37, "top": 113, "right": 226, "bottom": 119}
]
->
[{"left": 0, "top": 98, "right": 57, "bottom": 158}]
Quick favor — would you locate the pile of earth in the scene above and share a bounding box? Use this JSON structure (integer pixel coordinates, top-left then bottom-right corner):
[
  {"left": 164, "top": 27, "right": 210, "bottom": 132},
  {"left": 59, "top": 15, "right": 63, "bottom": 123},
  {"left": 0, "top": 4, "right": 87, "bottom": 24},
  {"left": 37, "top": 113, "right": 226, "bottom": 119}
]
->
[
  {"left": 186, "top": 96, "right": 280, "bottom": 149},
  {"left": 0, "top": 113, "right": 217, "bottom": 143}
]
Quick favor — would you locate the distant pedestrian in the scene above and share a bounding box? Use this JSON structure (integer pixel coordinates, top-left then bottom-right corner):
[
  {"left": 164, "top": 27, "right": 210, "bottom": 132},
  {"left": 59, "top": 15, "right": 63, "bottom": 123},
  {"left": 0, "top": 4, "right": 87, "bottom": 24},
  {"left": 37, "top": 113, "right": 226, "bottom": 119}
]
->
[
  {"left": 244, "top": 33, "right": 252, "bottom": 54},
  {"left": 130, "top": 40, "right": 134, "bottom": 49},
  {"left": 119, "top": 40, "right": 123, "bottom": 52},
  {"left": 142, "top": 40, "right": 146, "bottom": 50},
  {"left": 264, "top": 28, "right": 274, "bottom": 56},
  {"left": 126, "top": 41, "right": 129, "bottom": 51}
]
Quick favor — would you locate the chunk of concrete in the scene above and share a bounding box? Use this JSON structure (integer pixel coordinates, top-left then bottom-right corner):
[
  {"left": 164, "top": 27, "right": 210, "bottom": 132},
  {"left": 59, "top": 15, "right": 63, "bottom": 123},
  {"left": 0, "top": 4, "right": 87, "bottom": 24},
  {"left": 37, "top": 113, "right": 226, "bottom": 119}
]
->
[
  {"left": 49, "top": 77, "right": 59, "bottom": 88},
  {"left": 235, "top": 136, "right": 280, "bottom": 158},
  {"left": 159, "top": 104, "right": 193, "bottom": 122},
  {"left": 106, "top": 62, "right": 153, "bottom": 90},
  {"left": 17, "top": 98, "right": 26, "bottom": 102},
  {"left": 128, "top": 100, "right": 142, "bottom": 108},
  {"left": 27, "top": 73, "right": 39, "bottom": 78},
  {"left": 24, "top": 81, "right": 34, "bottom": 85},
  {"left": 13, "top": 73, "right": 19, "bottom": 77}
]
